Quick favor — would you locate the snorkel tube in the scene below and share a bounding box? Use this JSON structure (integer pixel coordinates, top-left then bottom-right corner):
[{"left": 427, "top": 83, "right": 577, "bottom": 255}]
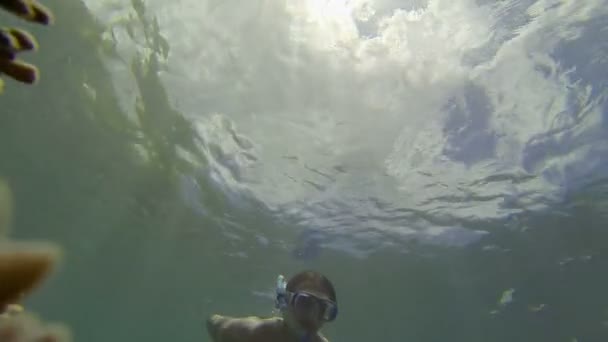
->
[{"left": 275, "top": 274, "right": 288, "bottom": 311}]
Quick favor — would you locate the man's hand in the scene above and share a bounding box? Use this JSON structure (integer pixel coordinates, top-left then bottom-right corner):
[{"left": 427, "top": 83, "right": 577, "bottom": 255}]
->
[{"left": 0, "top": 0, "right": 53, "bottom": 92}]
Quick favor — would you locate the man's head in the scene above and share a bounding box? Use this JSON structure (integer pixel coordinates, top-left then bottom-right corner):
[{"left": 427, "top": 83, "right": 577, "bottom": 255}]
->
[{"left": 280, "top": 270, "right": 338, "bottom": 333}]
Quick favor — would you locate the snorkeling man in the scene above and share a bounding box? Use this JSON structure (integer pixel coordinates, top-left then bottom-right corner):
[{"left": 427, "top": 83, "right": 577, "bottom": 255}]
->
[{"left": 206, "top": 270, "right": 338, "bottom": 342}]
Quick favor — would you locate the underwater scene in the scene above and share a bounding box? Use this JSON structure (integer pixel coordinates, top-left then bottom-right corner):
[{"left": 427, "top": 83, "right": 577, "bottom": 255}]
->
[{"left": 1, "top": 0, "right": 608, "bottom": 341}]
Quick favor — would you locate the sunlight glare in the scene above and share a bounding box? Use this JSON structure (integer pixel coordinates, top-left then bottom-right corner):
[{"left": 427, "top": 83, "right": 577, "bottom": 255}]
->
[{"left": 306, "top": 0, "right": 354, "bottom": 20}]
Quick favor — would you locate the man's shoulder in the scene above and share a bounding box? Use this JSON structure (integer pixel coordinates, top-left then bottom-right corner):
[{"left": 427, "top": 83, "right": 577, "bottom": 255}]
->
[
  {"left": 208, "top": 314, "right": 280, "bottom": 325},
  {"left": 207, "top": 315, "right": 330, "bottom": 342},
  {"left": 207, "top": 314, "right": 281, "bottom": 331},
  {"left": 206, "top": 314, "right": 283, "bottom": 342}
]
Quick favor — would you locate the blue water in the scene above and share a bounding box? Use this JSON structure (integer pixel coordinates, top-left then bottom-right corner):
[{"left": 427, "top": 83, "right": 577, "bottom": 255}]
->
[{"left": 1, "top": 0, "right": 608, "bottom": 341}]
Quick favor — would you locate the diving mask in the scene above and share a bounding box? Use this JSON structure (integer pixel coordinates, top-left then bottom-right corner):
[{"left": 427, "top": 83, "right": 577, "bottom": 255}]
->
[{"left": 275, "top": 274, "right": 338, "bottom": 322}]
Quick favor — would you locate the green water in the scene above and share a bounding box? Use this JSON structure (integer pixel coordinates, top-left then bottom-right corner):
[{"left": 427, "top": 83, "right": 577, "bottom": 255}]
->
[{"left": 2, "top": 0, "right": 608, "bottom": 341}]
